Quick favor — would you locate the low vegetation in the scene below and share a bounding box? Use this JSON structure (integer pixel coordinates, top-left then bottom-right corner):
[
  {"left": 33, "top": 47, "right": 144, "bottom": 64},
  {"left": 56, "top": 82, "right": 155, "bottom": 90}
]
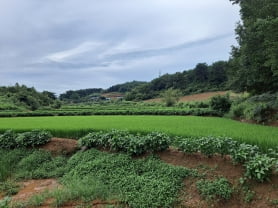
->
[
  {"left": 176, "top": 136, "right": 278, "bottom": 182},
  {"left": 0, "top": 130, "right": 277, "bottom": 207},
  {"left": 196, "top": 177, "right": 233, "bottom": 201}
]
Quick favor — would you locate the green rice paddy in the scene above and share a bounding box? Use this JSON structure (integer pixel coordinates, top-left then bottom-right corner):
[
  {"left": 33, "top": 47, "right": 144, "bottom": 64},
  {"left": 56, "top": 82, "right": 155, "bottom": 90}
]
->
[{"left": 0, "top": 116, "right": 277, "bottom": 149}]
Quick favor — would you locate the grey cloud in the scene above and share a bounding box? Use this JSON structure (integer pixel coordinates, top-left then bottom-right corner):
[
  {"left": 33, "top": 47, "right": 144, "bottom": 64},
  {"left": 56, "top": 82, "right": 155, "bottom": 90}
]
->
[{"left": 0, "top": 0, "right": 239, "bottom": 93}]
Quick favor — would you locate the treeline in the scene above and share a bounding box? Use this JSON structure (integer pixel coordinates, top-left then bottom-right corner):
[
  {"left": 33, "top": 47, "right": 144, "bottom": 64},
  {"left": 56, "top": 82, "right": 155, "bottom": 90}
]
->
[
  {"left": 59, "top": 88, "right": 103, "bottom": 102},
  {"left": 106, "top": 81, "right": 147, "bottom": 93},
  {"left": 0, "top": 84, "right": 59, "bottom": 110},
  {"left": 126, "top": 61, "right": 229, "bottom": 101},
  {"left": 228, "top": 0, "right": 278, "bottom": 94}
]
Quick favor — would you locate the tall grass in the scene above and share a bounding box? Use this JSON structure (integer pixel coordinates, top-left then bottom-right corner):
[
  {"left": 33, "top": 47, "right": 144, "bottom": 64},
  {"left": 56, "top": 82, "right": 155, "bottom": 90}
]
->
[{"left": 0, "top": 116, "right": 277, "bottom": 149}]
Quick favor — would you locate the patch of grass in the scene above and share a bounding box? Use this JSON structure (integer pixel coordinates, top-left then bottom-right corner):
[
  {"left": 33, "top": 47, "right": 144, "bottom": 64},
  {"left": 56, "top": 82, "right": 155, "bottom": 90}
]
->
[
  {"left": 62, "top": 149, "right": 196, "bottom": 208},
  {"left": 196, "top": 177, "right": 233, "bottom": 201},
  {"left": 0, "top": 180, "right": 20, "bottom": 196},
  {"left": 16, "top": 150, "right": 68, "bottom": 179},
  {"left": 0, "top": 149, "right": 31, "bottom": 181},
  {"left": 0, "top": 116, "right": 277, "bottom": 149}
]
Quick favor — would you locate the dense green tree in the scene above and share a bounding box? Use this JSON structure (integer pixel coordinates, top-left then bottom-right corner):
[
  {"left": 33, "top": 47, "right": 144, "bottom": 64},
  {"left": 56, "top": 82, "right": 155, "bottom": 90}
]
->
[
  {"left": 161, "top": 88, "right": 182, "bottom": 107},
  {"left": 229, "top": 0, "right": 278, "bottom": 94}
]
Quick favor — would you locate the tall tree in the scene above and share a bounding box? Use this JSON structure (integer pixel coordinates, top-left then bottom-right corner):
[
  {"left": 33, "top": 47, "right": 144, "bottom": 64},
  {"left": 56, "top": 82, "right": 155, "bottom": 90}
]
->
[{"left": 229, "top": 0, "right": 278, "bottom": 94}]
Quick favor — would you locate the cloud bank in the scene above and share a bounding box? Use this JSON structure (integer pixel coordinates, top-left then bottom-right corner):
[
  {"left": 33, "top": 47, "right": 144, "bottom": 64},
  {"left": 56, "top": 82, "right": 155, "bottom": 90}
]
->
[{"left": 0, "top": 0, "right": 239, "bottom": 94}]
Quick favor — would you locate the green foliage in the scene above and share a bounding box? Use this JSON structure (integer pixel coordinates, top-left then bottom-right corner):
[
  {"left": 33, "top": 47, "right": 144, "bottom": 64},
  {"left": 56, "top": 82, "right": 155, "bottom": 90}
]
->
[
  {"left": 0, "top": 130, "right": 51, "bottom": 149},
  {"left": 177, "top": 136, "right": 238, "bottom": 157},
  {"left": 15, "top": 130, "right": 52, "bottom": 148},
  {"left": 0, "top": 84, "right": 57, "bottom": 111},
  {"left": 230, "top": 143, "right": 260, "bottom": 164},
  {"left": 228, "top": 0, "right": 278, "bottom": 94},
  {"left": 161, "top": 88, "right": 182, "bottom": 107},
  {"left": 244, "top": 154, "right": 275, "bottom": 182},
  {"left": 16, "top": 150, "right": 67, "bottom": 179},
  {"left": 1, "top": 115, "right": 278, "bottom": 150},
  {"left": 176, "top": 136, "right": 277, "bottom": 182},
  {"left": 196, "top": 178, "right": 233, "bottom": 201},
  {"left": 229, "top": 93, "right": 278, "bottom": 123},
  {"left": 78, "top": 130, "right": 171, "bottom": 156},
  {"left": 210, "top": 94, "right": 231, "bottom": 115},
  {"left": 125, "top": 61, "right": 229, "bottom": 101},
  {"left": 59, "top": 88, "right": 103, "bottom": 102},
  {"left": 0, "top": 130, "right": 17, "bottom": 149},
  {"left": 0, "top": 180, "right": 20, "bottom": 196},
  {"left": 0, "top": 197, "right": 11, "bottom": 208},
  {"left": 0, "top": 149, "right": 31, "bottom": 181},
  {"left": 64, "top": 149, "right": 194, "bottom": 208}
]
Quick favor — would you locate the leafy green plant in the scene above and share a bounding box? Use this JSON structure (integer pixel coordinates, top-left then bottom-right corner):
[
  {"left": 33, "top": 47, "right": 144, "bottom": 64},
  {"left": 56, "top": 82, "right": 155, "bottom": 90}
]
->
[
  {"left": 176, "top": 137, "right": 199, "bottom": 154},
  {"left": 0, "top": 197, "right": 11, "bottom": 208},
  {"left": 244, "top": 154, "right": 274, "bottom": 182},
  {"left": 16, "top": 150, "right": 67, "bottom": 179},
  {"left": 0, "top": 130, "right": 17, "bottom": 149},
  {"left": 78, "top": 130, "right": 171, "bottom": 156},
  {"left": 196, "top": 178, "right": 233, "bottom": 201},
  {"left": 210, "top": 94, "right": 231, "bottom": 115},
  {"left": 0, "top": 180, "right": 20, "bottom": 196},
  {"left": 63, "top": 149, "right": 194, "bottom": 208},
  {"left": 230, "top": 143, "right": 260, "bottom": 164},
  {"left": 16, "top": 130, "right": 52, "bottom": 148}
]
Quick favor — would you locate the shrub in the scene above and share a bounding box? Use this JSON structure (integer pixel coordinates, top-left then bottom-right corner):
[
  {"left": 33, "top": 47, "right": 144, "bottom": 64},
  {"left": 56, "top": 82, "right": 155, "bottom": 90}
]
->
[
  {"left": 230, "top": 102, "right": 247, "bottom": 118},
  {"left": 245, "top": 103, "right": 275, "bottom": 123},
  {"left": 230, "top": 143, "right": 260, "bottom": 164},
  {"left": 78, "top": 130, "right": 171, "bottom": 156},
  {"left": 244, "top": 154, "right": 275, "bottom": 182},
  {"left": 210, "top": 94, "right": 231, "bottom": 115},
  {"left": 196, "top": 178, "right": 233, "bottom": 201},
  {"left": 16, "top": 130, "right": 52, "bottom": 148},
  {"left": 0, "top": 130, "right": 17, "bottom": 149}
]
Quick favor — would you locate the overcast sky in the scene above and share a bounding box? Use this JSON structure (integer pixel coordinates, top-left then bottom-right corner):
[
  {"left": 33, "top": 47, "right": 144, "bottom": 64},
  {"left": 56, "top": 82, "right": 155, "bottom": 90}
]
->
[{"left": 0, "top": 0, "right": 239, "bottom": 94}]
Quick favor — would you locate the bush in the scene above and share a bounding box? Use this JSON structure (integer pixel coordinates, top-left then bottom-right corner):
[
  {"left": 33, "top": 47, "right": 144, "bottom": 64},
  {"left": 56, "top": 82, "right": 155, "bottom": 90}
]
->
[
  {"left": 196, "top": 178, "right": 233, "bottom": 201},
  {"left": 16, "top": 130, "right": 52, "bottom": 148},
  {"left": 245, "top": 103, "right": 275, "bottom": 123},
  {"left": 244, "top": 154, "right": 275, "bottom": 182},
  {"left": 0, "top": 130, "right": 17, "bottom": 149},
  {"left": 230, "top": 143, "right": 260, "bottom": 164},
  {"left": 78, "top": 130, "right": 171, "bottom": 156},
  {"left": 210, "top": 94, "right": 231, "bottom": 115}
]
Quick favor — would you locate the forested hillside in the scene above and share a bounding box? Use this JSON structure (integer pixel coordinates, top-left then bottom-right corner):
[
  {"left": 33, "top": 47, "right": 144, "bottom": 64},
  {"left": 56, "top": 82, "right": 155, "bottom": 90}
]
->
[
  {"left": 125, "top": 61, "right": 229, "bottom": 101},
  {"left": 0, "top": 84, "right": 59, "bottom": 111}
]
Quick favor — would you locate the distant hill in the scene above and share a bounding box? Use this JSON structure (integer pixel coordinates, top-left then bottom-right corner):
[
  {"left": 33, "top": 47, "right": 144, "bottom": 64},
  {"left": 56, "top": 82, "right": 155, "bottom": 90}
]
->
[
  {"left": 0, "top": 84, "right": 59, "bottom": 111},
  {"left": 125, "top": 61, "right": 229, "bottom": 101},
  {"left": 58, "top": 61, "right": 230, "bottom": 103},
  {"left": 106, "top": 81, "right": 147, "bottom": 93}
]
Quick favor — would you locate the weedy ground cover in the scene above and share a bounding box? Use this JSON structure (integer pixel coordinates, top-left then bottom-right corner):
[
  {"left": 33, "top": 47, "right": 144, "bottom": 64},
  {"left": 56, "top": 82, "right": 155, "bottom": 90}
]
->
[
  {"left": 0, "top": 147, "right": 197, "bottom": 208},
  {"left": 0, "top": 116, "right": 277, "bottom": 150},
  {"left": 176, "top": 136, "right": 278, "bottom": 182}
]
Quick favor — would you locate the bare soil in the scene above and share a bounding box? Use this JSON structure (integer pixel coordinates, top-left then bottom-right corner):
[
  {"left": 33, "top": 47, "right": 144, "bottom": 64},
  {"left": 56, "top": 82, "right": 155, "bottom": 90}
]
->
[
  {"left": 12, "top": 179, "right": 60, "bottom": 202},
  {"left": 8, "top": 138, "right": 278, "bottom": 208},
  {"left": 39, "top": 138, "right": 78, "bottom": 156},
  {"left": 146, "top": 91, "right": 229, "bottom": 103},
  {"left": 158, "top": 148, "right": 278, "bottom": 208}
]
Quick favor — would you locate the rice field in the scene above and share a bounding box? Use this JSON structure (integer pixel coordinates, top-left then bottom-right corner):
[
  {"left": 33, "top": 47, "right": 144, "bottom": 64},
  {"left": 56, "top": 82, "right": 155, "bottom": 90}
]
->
[{"left": 0, "top": 115, "right": 277, "bottom": 149}]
